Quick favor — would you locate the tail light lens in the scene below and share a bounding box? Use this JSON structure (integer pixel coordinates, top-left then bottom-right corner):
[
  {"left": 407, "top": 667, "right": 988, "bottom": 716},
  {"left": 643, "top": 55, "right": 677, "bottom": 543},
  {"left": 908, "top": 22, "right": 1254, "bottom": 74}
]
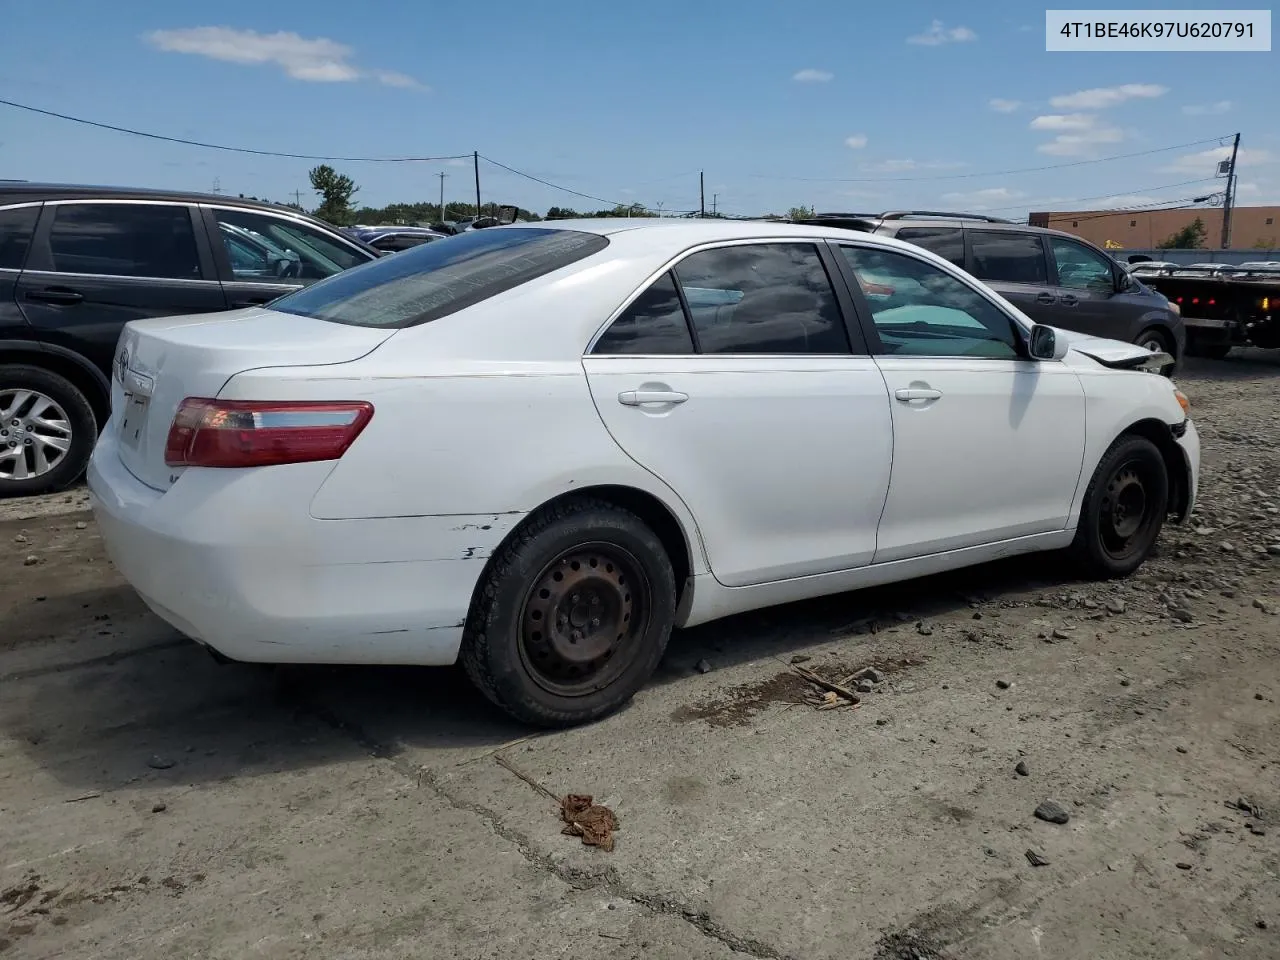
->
[{"left": 164, "top": 399, "right": 374, "bottom": 468}]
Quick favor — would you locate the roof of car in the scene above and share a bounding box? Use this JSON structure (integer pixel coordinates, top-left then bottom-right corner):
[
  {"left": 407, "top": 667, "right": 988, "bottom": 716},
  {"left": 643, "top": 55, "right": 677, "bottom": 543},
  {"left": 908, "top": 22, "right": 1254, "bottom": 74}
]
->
[
  {"left": 496, "top": 217, "right": 906, "bottom": 241},
  {"left": 0, "top": 181, "right": 312, "bottom": 214}
]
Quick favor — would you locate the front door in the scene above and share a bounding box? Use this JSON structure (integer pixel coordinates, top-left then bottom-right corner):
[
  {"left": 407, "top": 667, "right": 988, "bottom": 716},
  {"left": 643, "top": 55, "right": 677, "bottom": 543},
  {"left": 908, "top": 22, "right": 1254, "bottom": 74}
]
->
[
  {"left": 1046, "top": 234, "right": 1137, "bottom": 341},
  {"left": 200, "top": 206, "right": 374, "bottom": 309},
  {"left": 17, "top": 201, "right": 225, "bottom": 378},
  {"left": 966, "top": 229, "right": 1059, "bottom": 324},
  {"left": 583, "top": 241, "right": 894, "bottom": 587},
  {"left": 832, "top": 242, "right": 1087, "bottom": 563}
]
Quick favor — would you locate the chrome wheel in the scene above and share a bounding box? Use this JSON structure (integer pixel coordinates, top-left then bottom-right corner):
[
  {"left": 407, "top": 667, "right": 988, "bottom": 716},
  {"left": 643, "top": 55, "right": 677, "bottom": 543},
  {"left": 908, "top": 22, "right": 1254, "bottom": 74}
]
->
[
  {"left": 518, "top": 542, "right": 652, "bottom": 698},
  {"left": 1138, "top": 336, "right": 1165, "bottom": 353},
  {"left": 0, "top": 389, "right": 74, "bottom": 482}
]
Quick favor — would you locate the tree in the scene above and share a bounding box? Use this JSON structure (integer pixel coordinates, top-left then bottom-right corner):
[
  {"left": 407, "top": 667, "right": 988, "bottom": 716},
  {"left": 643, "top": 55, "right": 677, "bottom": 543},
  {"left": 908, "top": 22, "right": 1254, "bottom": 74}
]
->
[
  {"left": 1156, "top": 217, "right": 1207, "bottom": 250},
  {"left": 308, "top": 165, "right": 359, "bottom": 225},
  {"left": 787, "top": 205, "right": 815, "bottom": 220}
]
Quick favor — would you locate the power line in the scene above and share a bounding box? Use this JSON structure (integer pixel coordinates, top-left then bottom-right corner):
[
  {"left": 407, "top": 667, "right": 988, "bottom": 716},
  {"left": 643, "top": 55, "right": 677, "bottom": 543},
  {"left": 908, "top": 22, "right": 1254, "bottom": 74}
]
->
[
  {"left": 748, "top": 136, "right": 1233, "bottom": 183},
  {"left": 0, "top": 97, "right": 471, "bottom": 163},
  {"left": 478, "top": 155, "right": 626, "bottom": 207},
  {"left": 980, "top": 177, "right": 1220, "bottom": 214}
]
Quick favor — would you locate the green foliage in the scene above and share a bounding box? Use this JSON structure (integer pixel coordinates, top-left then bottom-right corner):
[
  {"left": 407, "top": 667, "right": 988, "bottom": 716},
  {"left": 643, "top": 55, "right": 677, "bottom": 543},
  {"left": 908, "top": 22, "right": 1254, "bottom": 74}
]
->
[
  {"left": 1156, "top": 217, "right": 1207, "bottom": 250},
  {"left": 788, "top": 205, "right": 815, "bottom": 220},
  {"left": 308, "top": 165, "right": 359, "bottom": 225}
]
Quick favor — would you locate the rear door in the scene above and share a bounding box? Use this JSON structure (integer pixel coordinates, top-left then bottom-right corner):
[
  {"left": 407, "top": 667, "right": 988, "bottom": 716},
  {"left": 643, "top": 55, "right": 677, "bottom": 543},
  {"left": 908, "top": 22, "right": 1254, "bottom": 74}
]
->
[
  {"left": 1046, "top": 234, "right": 1139, "bottom": 340},
  {"left": 583, "top": 240, "right": 894, "bottom": 587},
  {"left": 16, "top": 200, "right": 224, "bottom": 377},
  {"left": 201, "top": 205, "right": 375, "bottom": 308},
  {"left": 966, "top": 230, "right": 1059, "bottom": 324}
]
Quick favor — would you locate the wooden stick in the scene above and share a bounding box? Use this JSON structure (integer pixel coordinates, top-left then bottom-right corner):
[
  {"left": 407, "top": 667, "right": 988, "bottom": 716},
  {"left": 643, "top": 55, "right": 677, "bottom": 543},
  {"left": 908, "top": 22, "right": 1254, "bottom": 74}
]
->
[
  {"left": 791, "top": 664, "right": 861, "bottom": 704},
  {"left": 495, "top": 754, "right": 561, "bottom": 804}
]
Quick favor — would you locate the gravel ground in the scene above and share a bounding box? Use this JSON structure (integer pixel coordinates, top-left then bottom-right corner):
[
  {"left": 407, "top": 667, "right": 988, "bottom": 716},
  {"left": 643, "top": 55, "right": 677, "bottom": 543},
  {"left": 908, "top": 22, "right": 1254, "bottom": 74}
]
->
[{"left": 2, "top": 353, "right": 1279, "bottom": 960}]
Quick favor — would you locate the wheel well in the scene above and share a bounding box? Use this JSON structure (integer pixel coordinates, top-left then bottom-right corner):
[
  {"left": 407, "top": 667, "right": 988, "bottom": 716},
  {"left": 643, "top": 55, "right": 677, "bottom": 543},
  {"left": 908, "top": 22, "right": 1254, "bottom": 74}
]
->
[
  {"left": 1119, "top": 418, "right": 1190, "bottom": 522},
  {"left": 0, "top": 349, "right": 110, "bottom": 428},
  {"left": 1136, "top": 324, "right": 1176, "bottom": 356}
]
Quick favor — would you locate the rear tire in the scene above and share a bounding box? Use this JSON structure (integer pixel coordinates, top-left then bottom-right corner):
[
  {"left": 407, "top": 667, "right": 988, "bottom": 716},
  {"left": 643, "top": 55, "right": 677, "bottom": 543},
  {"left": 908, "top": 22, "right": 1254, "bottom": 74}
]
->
[
  {"left": 0, "top": 365, "right": 97, "bottom": 498},
  {"left": 1070, "top": 434, "right": 1169, "bottom": 579},
  {"left": 460, "top": 496, "right": 677, "bottom": 727}
]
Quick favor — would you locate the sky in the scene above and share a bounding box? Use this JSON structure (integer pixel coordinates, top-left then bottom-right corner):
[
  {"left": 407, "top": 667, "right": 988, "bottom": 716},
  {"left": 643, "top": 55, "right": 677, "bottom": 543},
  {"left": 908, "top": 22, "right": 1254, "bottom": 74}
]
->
[{"left": 1, "top": 0, "right": 1276, "bottom": 220}]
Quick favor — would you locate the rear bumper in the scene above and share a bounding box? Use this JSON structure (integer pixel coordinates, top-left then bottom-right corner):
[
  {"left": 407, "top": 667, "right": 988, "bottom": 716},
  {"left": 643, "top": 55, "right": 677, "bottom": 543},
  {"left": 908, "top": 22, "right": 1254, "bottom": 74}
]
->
[{"left": 86, "top": 431, "right": 520, "bottom": 665}]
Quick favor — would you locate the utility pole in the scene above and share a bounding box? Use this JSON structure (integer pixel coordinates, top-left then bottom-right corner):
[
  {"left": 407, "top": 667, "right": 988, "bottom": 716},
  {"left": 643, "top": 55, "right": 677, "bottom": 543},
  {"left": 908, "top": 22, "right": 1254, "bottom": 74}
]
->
[
  {"left": 437, "top": 171, "right": 448, "bottom": 221},
  {"left": 1221, "top": 132, "right": 1240, "bottom": 249},
  {"left": 712, "top": 194, "right": 718, "bottom": 216},
  {"left": 699, "top": 171, "right": 705, "bottom": 218},
  {"left": 291, "top": 189, "right": 302, "bottom": 209},
  {"left": 212, "top": 177, "right": 222, "bottom": 195},
  {"left": 473, "top": 151, "right": 481, "bottom": 218},
  {"left": 656, "top": 201, "right": 664, "bottom": 218}
]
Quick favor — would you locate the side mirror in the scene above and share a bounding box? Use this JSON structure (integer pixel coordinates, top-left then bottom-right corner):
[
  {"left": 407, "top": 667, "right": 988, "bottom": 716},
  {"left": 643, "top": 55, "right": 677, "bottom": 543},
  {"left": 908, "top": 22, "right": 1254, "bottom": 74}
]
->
[{"left": 1029, "top": 324, "right": 1068, "bottom": 361}]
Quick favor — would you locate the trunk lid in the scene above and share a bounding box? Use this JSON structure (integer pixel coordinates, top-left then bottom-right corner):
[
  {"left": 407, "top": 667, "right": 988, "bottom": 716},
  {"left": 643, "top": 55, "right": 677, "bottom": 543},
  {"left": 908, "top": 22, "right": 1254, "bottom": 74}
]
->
[{"left": 111, "top": 307, "right": 394, "bottom": 491}]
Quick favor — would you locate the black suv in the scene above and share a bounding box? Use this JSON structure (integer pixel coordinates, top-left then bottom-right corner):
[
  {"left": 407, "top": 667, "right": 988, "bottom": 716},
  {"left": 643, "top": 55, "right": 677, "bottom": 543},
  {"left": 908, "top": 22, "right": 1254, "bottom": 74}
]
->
[
  {"left": 797, "top": 211, "right": 1185, "bottom": 369},
  {"left": 0, "top": 184, "right": 378, "bottom": 496}
]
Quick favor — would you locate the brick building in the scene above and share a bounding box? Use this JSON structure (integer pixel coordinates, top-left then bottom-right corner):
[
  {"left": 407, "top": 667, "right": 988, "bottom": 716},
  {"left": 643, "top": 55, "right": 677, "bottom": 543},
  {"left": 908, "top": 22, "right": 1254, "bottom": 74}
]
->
[{"left": 1027, "top": 205, "right": 1280, "bottom": 251}]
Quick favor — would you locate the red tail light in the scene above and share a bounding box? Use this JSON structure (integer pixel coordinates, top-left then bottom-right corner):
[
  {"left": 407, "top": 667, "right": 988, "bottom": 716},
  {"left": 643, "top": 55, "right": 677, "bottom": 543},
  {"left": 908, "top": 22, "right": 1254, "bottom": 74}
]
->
[{"left": 164, "top": 399, "right": 374, "bottom": 468}]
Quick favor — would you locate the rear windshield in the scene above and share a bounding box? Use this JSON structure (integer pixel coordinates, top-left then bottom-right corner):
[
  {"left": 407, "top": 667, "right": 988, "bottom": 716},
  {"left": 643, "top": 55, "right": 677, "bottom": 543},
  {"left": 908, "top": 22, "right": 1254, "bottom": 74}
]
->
[{"left": 270, "top": 227, "right": 608, "bottom": 328}]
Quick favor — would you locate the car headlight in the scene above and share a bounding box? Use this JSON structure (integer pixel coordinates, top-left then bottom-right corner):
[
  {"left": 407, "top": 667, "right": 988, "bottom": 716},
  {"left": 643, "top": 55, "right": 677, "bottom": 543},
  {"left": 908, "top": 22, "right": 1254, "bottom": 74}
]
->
[{"left": 1167, "top": 299, "right": 1181, "bottom": 316}]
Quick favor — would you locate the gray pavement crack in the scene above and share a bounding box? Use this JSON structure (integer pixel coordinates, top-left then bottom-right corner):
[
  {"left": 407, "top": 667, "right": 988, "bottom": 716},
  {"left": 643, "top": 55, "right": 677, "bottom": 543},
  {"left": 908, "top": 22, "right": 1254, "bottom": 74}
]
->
[{"left": 291, "top": 691, "right": 790, "bottom": 960}]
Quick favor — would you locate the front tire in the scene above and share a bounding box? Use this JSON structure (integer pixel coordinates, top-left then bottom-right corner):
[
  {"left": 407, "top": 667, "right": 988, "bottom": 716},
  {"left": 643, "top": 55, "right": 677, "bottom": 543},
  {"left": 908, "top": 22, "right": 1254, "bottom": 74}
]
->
[
  {"left": 1071, "top": 435, "right": 1169, "bottom": 578},
  {"left": 460, "top": 497, "right": 677, "bottom": 727},
  {"left": 1135, "top": 328, "right": 1176, "bottom": 376},
  {"left": 0, "top": 365, "right": 97, "bottom": 498}
]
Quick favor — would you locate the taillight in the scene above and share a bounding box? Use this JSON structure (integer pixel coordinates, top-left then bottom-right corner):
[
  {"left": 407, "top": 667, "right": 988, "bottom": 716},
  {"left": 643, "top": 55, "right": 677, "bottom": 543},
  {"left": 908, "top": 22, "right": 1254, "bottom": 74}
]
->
[{"left": 164, "top": 399, "right": 374, "bottom": 468}]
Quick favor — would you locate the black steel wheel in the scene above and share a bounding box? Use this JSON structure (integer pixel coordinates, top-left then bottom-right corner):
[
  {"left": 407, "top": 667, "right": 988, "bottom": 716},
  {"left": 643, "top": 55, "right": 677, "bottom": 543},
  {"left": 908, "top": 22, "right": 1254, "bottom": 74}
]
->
[
  {"left": 461, "top": 497, "right": 677, "bottom": 727},
  {"left": 1071, "top": 434, "right": 1169, "bottom": 578}
]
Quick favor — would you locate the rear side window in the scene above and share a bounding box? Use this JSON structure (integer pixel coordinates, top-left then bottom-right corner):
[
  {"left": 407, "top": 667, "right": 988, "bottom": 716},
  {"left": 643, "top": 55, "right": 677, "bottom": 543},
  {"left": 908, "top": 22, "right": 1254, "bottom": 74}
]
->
[
  {"left": 272, "top": 227, "right": 608, "bottom": 328},
  {"left": 673, "top": 243, "right": 850, "bottom": 354},
  {"left": 593, "top": 272, "right": 694, "bottom": 354},
  {"left": 894, "top": 227, "right": 965, "bottom": 267},
  {"left": 47, "top": 203, "right": 201, "bottom": 279},
  {"left": 0, "top": 205, "right": 39, "bottom": 270},
  {"left": 969, "top": 231, "right": 1048, "bottom": 284}
]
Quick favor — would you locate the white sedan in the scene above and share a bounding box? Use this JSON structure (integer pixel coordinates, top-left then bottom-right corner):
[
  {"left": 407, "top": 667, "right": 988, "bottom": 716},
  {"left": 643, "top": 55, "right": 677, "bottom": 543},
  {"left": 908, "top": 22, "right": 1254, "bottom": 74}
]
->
[{"left": 87, "top": 219, "right": 1199, "bottom": 727}]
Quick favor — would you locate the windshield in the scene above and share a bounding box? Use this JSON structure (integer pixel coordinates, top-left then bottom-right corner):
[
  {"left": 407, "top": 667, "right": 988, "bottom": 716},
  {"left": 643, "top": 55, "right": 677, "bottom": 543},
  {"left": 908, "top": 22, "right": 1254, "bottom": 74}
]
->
[{"left": 271, "top": 227, "right": 608, "bottom": 328}]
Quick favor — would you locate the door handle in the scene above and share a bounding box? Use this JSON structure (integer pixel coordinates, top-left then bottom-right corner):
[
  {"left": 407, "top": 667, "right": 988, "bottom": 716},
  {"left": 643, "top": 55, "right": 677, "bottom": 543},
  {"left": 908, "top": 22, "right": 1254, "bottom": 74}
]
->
[
  {"left": 1036, "top": 292, "right": 1056, "bottom": 304},
  {"left": 25, "top": 287, "right": 83, "bottom": 305},
  {"left": 618, "top": 390, "right": 689, "bottom": 406},
  {"left": 1059, "top": 294, "right": 1079, "bottom": 306},
  {"left": 895, "top": 388, "right": 942, "bottom": 402}
]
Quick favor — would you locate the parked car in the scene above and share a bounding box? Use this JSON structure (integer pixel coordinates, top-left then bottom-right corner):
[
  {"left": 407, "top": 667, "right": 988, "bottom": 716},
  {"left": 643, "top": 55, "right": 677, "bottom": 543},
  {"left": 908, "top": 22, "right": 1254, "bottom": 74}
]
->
[
  {"left": 796, "top": 211, "right": 1185, "bottom": 373},
  {"left": 346, "top": 226, "right": 450, "bottom": 254},
  {"left": 87, "top": 219, "right": 1198, "bottom": 727},
  {"left": 0, "top": 183, "right": 379, "bottom": 495}
]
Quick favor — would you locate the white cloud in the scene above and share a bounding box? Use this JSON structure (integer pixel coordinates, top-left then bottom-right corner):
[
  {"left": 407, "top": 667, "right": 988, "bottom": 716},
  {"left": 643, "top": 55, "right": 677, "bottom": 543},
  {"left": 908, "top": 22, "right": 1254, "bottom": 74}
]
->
[
  {"left": 1049, "top": 83, "right": 1166, "bottom": 110},
  {"left": 1036, "top": 126, "right": 1125, "bottom": 156},
  {"left": 1182, "top": 100, "right": 1232, "bottom": 116},
  {"left": 844, "top": 134, "right": 868, "bottom": 149},
  {"left": 1030, "top": 113, "right": 1097, "bottom": 131},
  {"left": 1159, "top": 145, "right": 1275, "bottom": 174},
  {"left": 907, "top": 20, "right": 978, "bottom": 45},
  {"left": 792, "top": 68, "right": 833, "bottom": 82},
  {"left": 445, "top": 157, "right": 468, "bottom": 167},
  {"left": 144, "top": 26, "right": 425, "bottom": 89},
  {"left": 939, "top": 187, "right": 1026, "bottom": 209},
  {"left": 988, "top": 98, "right": 1022, "bottom": 113},
  {"left": 860, "top": 159, "right": 966, "bottom": 173}
]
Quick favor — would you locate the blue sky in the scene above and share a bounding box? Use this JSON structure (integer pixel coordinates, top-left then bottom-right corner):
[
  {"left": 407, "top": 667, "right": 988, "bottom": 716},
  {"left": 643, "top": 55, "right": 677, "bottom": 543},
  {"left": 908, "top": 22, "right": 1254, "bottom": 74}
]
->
[{"left": 1, "top": 0, "right": 1276, "bottom": 219}]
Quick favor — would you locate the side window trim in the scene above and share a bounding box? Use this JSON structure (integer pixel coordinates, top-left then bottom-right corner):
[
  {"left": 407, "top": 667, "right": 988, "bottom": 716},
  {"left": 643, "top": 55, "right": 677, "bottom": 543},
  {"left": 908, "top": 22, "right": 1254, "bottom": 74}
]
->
[
  {"left": 666, "top": 268, "right": 703, "bottom": 354},
  {"left": 22, "top": 200, "right": 214, "bottom": 282},
  {"left": 829, "top": 240, "right": 1032, "bottom": 361},
  {"left": 964, "top": 230, "right": 1052, "bottom": 287},
  {"left": 588, "top": 237, "right": 865, "bottom": 357},
  {"left": 0, "top": 201, "right": 43, "bottom": 273}
]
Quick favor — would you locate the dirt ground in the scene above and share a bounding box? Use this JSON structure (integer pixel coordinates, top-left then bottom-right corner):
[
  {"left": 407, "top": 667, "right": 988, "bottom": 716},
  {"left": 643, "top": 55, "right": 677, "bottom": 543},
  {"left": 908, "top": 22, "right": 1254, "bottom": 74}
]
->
[{"left": 2, "top": 353, "right": 1279, "bottom": 960}]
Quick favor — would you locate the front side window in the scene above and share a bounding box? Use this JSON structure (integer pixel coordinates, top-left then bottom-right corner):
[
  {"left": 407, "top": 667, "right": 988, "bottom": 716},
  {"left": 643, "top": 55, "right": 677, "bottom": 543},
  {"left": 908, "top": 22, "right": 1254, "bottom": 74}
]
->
[
  {"left": 0, "top": 205, "right": 39, "bottom": 270},
  {"left": 593, "top": 272, "right": 695, "bottom": 354},
  {"left": 272, "top": 227, "right": 609, "bottom": 328},
  {"left": 672, "top": 243, "right": 849, "bottom": 354},
  {"left": 894, "top": 227, "right": 965, "bottom": 267},
  {"left": 839, "top": 246, "right": 1021, "bottom": 359},
  {"left": 47, "top": 203, "right": 201, "bottom": 279},
  {"left": 213, "top": 208, "right": 369, "bottom": 284},
  {"left": 968, "top": 231, "right": 1048, "bottom": 285},
  {"left": 1050, "top": 236, "right": 1117, "bottom": 293}
]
